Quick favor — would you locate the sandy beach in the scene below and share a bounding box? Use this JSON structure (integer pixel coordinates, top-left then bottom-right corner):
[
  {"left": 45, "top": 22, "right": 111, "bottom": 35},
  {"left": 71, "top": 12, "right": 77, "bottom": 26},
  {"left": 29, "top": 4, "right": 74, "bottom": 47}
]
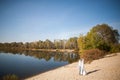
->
[{"left": 26, "top": 53, "right": 120, "bottom": 80}]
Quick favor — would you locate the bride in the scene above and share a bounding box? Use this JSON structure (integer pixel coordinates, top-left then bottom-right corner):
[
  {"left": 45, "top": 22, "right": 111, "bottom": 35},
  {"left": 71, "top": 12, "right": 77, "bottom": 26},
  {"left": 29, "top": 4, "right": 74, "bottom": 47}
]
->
[{"left": 78, "top": 59, "right": 86, "bottom": 75}]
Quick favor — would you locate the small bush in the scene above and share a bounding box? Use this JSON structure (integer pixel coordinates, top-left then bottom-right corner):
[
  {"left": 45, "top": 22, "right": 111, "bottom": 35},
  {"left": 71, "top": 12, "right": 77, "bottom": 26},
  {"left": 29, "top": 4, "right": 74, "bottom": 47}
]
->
[
  {"left": 80, "top": 49, "right": 105, "bottom": 63},
  {"left": 2, "top": 74, "right": 19, "bottom": 80}
]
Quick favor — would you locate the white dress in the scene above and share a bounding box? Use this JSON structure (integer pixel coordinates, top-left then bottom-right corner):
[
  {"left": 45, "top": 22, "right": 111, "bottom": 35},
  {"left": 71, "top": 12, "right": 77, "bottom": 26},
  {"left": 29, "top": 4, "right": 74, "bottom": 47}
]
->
[{"left": 79, "top": 59, "right": 86, "bottom": 75}]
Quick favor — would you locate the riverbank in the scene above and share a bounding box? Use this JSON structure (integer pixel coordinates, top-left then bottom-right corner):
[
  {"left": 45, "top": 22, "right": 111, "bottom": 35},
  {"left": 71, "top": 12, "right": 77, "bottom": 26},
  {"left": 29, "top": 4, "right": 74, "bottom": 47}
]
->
[
  {"left": 27, "top": 49, "right": 75, "bottom": 53},
  {"left": 0, "top": 48, "right": 77, "bottom": 53},
  {"left": 26, "top": 53, "right": 120, "bottom": 80}
]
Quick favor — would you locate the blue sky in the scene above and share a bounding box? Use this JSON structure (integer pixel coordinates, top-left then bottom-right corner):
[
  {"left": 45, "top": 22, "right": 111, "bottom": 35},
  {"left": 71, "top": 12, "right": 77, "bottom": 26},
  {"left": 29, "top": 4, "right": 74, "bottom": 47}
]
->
[{"left": 0, "top": 0, "right": 120, "bottom": 42}]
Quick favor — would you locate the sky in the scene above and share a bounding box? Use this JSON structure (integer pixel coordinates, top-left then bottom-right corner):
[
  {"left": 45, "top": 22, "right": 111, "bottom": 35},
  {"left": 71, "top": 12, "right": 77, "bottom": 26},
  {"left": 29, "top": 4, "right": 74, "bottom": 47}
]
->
[{"left": 0, "top": 0, "right": 120, "bottom": 43}]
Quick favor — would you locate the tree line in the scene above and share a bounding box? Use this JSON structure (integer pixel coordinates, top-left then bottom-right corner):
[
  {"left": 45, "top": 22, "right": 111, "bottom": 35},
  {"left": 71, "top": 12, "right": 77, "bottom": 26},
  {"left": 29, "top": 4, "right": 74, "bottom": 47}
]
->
[{"left": 0, "top": 37, "right": 78, "bottom": 50}]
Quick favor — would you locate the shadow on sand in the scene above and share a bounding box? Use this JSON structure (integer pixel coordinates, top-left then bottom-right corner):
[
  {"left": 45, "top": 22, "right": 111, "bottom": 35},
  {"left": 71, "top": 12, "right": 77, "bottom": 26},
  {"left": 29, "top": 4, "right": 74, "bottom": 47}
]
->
[{"left": 87, "top": 69, "right": 100, "bottom": 75}]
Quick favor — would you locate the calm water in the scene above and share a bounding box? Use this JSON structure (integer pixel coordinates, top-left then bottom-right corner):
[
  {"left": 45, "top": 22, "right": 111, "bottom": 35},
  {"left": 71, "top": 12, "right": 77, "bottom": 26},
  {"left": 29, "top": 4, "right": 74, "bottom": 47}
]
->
[{"left": 0, "top": 51, "right": 79, "bottom": 79}]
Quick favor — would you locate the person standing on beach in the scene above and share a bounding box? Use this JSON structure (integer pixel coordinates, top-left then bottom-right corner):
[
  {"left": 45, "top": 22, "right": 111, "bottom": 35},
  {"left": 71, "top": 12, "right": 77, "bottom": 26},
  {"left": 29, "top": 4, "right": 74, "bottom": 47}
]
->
[{"left": 78, "top": 59, "right": 86, "bottom": 75}]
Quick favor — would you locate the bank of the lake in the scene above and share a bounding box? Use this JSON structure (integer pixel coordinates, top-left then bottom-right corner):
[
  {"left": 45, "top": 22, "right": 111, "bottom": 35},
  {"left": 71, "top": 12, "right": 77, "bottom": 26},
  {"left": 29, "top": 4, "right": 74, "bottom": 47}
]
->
[
  {"left": 26, "top": 53, "right": 120, "bottom": 80},
  {"left": 0, "top": 48, "right": 76, "bottom": 53},
  {"left": 26, "top": 49, "right": 76, "bottom": 53}
]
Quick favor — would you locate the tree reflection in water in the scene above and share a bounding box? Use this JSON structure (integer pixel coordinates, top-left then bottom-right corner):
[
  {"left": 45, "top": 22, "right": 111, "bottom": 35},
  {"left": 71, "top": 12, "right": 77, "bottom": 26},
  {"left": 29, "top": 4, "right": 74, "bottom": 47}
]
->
[{"left": 0, "top": 50, "right": 80, "bottom": 63}]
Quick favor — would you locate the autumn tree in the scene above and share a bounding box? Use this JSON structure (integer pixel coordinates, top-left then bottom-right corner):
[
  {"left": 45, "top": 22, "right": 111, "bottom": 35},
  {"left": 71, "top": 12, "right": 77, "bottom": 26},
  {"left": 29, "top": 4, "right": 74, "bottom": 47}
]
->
[
  {"left": 77, "top": 34, "right": 86, "bottom": 53},
  {"left": 66, "top": 37, "right": 78, "bottom": 49},
  {"left": 54, "top": 40, "right": 65, "bottom": 49},
  {"left": 44, "top": 39, "right": 54, "bottom": 49},
  {"left": 78, "top": 24, "right": 120, "bottom": 52}
]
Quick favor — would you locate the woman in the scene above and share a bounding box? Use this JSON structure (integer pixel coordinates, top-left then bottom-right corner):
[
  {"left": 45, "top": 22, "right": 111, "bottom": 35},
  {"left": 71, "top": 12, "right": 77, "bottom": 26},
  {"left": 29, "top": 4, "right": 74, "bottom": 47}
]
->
[{"left": 78, "top": 59, "right": 86, "bottom": 75}]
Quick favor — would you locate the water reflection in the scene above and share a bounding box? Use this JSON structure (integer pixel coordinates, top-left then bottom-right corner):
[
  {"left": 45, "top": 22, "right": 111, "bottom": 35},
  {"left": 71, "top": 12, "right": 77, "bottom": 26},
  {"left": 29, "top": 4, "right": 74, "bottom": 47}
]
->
[
  {"left": 0, "top": 50, "right": 79, "bottom": 79},
  {"left": 0, "top": 50, "right": 79, "bottom": 63}
]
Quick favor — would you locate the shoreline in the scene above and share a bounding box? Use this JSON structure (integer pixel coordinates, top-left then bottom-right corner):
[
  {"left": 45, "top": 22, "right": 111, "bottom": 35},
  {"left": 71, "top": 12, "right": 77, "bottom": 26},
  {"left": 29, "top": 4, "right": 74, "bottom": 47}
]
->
[
  {"left": 26, "top": 53, "right": 120, "bottom": 80},
  {"left": 26, "top": 49, "right": 76, "bottom": 53},
  {"left": 0, "top": 48, "right": 77, "bottom": 53}
]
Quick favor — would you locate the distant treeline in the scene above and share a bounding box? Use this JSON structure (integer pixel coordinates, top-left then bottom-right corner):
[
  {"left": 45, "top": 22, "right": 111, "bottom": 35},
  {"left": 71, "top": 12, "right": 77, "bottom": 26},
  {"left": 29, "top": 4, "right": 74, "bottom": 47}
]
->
[{"left": 0, "top": 37, "right": 78, "bottom": 51}]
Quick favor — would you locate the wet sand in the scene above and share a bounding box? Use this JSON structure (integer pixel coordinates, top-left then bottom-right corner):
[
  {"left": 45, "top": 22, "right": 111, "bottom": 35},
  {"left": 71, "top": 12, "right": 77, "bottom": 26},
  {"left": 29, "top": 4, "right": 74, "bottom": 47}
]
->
[{"left": 26, "top": 53, "right": 120, "bottom": 80}]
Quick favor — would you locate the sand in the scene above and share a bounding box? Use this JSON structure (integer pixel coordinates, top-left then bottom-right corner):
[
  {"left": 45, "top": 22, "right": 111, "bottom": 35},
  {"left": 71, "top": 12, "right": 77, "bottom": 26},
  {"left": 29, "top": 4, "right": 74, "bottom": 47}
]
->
[{"left": 26, "top": 53, "right": 120, "bottom": 80}]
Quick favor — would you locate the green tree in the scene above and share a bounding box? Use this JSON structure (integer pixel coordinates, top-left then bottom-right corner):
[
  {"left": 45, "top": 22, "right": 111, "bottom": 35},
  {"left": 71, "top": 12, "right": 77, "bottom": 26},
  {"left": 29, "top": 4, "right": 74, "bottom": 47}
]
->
[{"left": 78, "top": 24, "right": 120, "bottom": 52}]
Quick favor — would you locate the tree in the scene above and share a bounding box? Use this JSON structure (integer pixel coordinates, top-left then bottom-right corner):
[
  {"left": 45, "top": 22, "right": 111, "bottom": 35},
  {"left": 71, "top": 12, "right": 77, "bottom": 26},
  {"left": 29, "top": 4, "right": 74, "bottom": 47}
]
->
[
  {"left": 44, "top": 39, "right": 54, "bottom": 49},
  {"left": 90, "top": 24, "right": 119, "bottom": 44},
  {"left": 113, "top": 29, "right": 120, "bottom": 43},
  {"left": 66, "top": 37, "right": 78, "bottom": 49},
  {"left": 77, "top": 34, "right": 86, "bottom": 53},
  {"left": 78, "top": 24, "right": 120, "bottom": 52},
  {"left": 54, "top": 39, "right": 65, "bottom": 49},
  {"left": 37, "top": 40, "right": 44, "bottom": 49}
]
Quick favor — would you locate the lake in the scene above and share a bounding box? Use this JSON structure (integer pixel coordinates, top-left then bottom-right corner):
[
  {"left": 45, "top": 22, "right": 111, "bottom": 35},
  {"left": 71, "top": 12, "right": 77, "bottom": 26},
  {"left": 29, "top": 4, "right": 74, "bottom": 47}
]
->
[{"left": 0, "top": 51, "right": 79, "bottom": 79}]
